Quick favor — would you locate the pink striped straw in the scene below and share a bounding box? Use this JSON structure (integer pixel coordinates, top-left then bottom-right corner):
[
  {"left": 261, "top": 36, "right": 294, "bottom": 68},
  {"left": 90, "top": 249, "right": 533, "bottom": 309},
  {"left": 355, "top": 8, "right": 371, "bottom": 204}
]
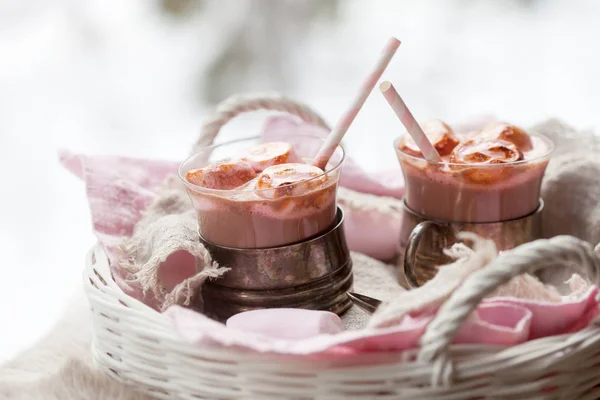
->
[
  {"left": 313, "top": 37, "right": 401, "bottom": 170},
  {"left": 379, "top": 81, "right": 442, "bottom": 162}
]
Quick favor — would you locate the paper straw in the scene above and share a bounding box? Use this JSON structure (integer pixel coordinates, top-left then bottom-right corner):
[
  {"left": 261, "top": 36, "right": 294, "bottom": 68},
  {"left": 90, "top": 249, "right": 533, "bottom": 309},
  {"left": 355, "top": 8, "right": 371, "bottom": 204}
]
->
[
  {"left": 313, "top": 37, "right": 401, "bottom": 170},
  {"left": 379, "top": 81, "right": 442, "bottom": 162}
]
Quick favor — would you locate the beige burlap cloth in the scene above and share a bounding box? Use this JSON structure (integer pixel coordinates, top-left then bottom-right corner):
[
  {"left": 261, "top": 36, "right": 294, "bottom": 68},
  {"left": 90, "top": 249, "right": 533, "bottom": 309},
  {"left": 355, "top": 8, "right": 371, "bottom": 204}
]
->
[{"left": 1, "top": 119, "right": 599, "bottom": 399}]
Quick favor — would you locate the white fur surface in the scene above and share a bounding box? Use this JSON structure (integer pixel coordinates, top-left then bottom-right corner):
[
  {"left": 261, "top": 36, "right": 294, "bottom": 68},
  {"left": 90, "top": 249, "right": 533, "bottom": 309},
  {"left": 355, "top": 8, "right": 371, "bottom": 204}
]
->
[{"left": 0, "top": 288, "right": 153, "bottom": 400}]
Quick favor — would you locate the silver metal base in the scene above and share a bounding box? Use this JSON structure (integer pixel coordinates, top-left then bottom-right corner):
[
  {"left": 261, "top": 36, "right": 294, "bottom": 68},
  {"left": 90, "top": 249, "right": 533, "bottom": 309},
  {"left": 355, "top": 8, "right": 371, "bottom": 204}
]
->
[
  {"left": 398, "top": 199, "right": 544, "bottom": 288},
  {"left": 195, "top": 207, "right": 353, "bottom": 322}
]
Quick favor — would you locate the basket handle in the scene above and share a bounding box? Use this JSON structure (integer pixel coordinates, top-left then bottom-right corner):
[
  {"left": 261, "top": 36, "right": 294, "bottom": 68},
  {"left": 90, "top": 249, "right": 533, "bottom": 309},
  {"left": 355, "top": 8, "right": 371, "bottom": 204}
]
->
[
  {"left": 192, "top": 93, "right": 330, "bottom": 154},
  {"left": 417, "top": 235, "right": 600, "bottom": 386}
]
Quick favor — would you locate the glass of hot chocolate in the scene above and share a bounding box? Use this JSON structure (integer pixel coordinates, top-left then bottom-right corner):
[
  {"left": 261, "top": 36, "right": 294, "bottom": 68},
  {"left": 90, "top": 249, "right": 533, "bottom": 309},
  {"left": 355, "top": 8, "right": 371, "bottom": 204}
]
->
[
  {"left": 394, "top": 121, "right": 554, "bottom": 287},
  {"left": 179, "top": 136, "right": 351, "bottom": 321},
  {"left": 179, "top": 136, "right": 345, "bottom": 249}
]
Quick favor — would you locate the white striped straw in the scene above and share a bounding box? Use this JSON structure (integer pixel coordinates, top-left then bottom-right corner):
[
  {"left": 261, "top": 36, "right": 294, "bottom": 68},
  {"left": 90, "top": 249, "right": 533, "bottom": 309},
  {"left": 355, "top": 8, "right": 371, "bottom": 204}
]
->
[
  {"left": 313, "top": 37, "right": 401, "bottom": 170},
  {"left": 379, "top": 81, "right": 442, "bottom": 162}
]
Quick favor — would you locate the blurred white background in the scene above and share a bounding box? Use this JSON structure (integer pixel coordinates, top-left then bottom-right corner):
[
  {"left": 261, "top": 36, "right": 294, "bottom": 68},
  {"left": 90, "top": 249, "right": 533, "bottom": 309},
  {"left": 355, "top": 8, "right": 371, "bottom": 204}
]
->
[{"left": 1, "top": 0, "right": 600, "bottom": 363}]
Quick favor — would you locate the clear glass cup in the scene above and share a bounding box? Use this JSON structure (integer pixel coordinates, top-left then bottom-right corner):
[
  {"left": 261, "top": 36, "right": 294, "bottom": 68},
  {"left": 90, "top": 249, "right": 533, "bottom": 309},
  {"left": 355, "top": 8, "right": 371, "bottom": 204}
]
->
[
  {"left": 179, "top": 135, "right": 345, "bottom": 249},
  {"left": 394, "top": 132, "right": 554, "bottom": 223}
]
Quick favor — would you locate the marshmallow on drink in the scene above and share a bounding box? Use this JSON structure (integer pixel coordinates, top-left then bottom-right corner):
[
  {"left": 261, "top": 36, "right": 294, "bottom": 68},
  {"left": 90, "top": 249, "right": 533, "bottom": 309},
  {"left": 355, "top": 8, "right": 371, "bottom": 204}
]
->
[
  {"left": 480, "top": 122, "right": 533, "bottom": 152},
  {"left": 185, "top": 160, "right": 257, "bottom": 190},
  {"left": 450, "top": 138, "right": 522, "bottom": 183},
  {"left": 240, "top": 142, "right": 303, "bottom": 172},
  {"left": 398, "top": 119, "right": 459, "bottom": 158},
  {"left": 255, "top": 163, "right": 327, "bottom": 199},
  {"left": 451, "top": 138, "right": 522, "bottom": 165}
]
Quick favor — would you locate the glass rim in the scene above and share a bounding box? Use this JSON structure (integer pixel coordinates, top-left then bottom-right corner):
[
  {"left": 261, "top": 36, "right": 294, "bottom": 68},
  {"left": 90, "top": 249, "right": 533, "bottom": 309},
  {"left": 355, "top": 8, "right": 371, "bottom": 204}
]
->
[
  {"left": 178, "top": 135, "right": 346, "bottom": 194},
  {"left": 393, "top": 131, "right": 555, "bottom": 167}
]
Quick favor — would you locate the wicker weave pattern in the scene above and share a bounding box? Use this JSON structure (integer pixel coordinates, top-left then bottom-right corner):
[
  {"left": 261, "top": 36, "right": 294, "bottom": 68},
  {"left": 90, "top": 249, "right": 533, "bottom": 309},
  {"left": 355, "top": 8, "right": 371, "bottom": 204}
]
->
[{"left": 84, "top": 95, "right": 600, "bottom": 399}]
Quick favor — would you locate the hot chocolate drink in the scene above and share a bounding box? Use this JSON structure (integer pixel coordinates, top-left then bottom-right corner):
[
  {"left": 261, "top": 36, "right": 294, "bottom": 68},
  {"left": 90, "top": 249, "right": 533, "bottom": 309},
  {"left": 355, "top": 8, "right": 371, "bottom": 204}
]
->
[
  {"left": 180, "top": 137, "right": 344, "bottom": 249},
  {"left": 395, "top": 121, "right": 553, "bottom": 222}
]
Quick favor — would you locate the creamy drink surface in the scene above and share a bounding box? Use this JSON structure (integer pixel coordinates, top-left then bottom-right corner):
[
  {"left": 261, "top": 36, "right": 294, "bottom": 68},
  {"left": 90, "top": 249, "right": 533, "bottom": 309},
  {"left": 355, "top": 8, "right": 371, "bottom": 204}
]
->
[
  {"left": 396, "top": 122, "right": 553, "bottom": 223},
  {"left": 182, "top": 141, "right": 342, "bottom": 249},
  {"left": 189, "top": 172, "right": 337, "bottom": 248}
]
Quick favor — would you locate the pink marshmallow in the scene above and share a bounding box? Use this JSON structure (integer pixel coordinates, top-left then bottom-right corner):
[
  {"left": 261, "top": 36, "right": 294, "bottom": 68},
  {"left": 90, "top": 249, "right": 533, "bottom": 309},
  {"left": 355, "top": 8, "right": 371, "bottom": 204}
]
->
[{"left": 226, "top": 308, "right": 344, "bottom": 340}]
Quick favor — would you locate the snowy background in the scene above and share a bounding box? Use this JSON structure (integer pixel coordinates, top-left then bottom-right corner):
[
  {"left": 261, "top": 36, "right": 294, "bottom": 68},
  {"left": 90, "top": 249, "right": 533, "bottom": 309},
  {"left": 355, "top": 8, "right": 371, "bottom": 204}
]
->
[{"left": 1, "top": 0, "right": 600, "bottom": 363}]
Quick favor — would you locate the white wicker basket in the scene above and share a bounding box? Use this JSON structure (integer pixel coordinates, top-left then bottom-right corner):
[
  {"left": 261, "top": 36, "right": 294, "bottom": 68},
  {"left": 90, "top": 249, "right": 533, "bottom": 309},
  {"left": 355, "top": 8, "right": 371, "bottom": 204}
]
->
[
  {"left": 85, "top": 236, "right": 600, "bottom": 399},
  {"left": 83, "top": 95, "right": 600, "bottom": 399}
]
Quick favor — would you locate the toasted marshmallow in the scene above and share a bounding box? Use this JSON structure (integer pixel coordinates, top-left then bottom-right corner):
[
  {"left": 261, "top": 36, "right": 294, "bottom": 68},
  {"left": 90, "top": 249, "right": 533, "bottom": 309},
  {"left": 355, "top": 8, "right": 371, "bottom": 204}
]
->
[
  {"left": 450, "top": 139, "right": 522, "bottom": 183},
  {"left": 398, "top": 120, "right": 459, "bottom": 157},
  {"left": 480, "top": 122, "right": 533, "bottom": 152},
  {"left": 450, "top": 138, "right": 522, "bottom": 165},
  {"left": 255, "top": 163, "right": 326, "bottom": 199},
  {"left": 240, "top": 142, "right": 303, "bottom": 172},
  {"left": 185, "top": 159, "right": 257, "bottom": 190}
]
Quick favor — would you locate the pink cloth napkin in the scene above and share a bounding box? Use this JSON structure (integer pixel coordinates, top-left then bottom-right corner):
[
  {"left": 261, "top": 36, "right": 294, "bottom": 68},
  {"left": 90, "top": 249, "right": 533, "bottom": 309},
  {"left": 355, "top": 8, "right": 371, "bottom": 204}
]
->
[
  {"left": 61, "top": 151, "right": 178, "bottom": 306},
  {"left": 483, "top": 287, "right": 600, "bottom": 339},
  {"left": 164, "top": 285, "right": 598, "bottom": 356}
]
